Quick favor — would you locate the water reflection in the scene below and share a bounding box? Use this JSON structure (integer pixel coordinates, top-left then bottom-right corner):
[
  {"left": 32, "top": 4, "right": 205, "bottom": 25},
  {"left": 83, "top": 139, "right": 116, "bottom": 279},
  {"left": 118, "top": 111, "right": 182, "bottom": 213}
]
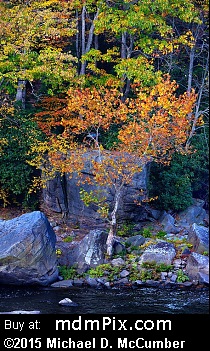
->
[{"left": 0, "top": 285, "right": 209, "bottom": 314}]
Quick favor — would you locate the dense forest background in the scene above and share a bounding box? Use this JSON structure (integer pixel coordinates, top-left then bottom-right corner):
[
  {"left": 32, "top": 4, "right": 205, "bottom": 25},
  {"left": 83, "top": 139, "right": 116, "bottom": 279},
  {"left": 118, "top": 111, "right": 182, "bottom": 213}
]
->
[{"left": 0, "top": 0, "right": 209, "bottom": 215}]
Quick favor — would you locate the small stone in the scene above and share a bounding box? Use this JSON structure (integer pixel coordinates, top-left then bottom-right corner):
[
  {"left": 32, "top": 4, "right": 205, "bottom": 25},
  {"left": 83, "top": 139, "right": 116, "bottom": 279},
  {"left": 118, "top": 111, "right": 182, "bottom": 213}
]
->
[
  {"left": 59, "top": 298, "right": 78, "bottom": 307},
  {"left": 134, "top": 280, "right": 144, "bottom": 286},
  {"left": 104, "top": 282, "right": 111, "bottom": 288},
  {"left": 85, "top": 277, "right": 99, "bottom": 287},
  {"left": 51, "top": 280, "right": 73, "bottom": 288},
  {"left": 160, "top": 272, "right": 167, "bottom": 280},
  {"left": 111, "top": 258, "right": 125, "bottom": 267},
  {"left": 120, "top": 270, "right": 130, "bottom": 278},
  {"left": 73, "top": 278, "right": 84, "bottom": 287},
  {"left": 114, "top": 278, "right": 129, "bottom": 285},
  {"left": 182, "top": 281, "right": 193, "bottom": 287},
  {"left": 170, "top": 274, "right": 177, "bottom": 282}
]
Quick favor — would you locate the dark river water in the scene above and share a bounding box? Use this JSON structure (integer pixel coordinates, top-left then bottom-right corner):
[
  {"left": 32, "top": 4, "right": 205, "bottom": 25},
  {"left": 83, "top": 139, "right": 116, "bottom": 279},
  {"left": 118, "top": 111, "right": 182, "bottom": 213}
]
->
[{"left": 0, "top": 285, "right": 209, "bottom": 314}]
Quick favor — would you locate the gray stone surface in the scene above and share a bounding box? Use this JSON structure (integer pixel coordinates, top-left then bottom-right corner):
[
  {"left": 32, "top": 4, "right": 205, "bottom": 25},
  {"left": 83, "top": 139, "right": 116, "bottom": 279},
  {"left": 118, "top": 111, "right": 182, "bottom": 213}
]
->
[
  {"left": 0, "top": 211, "right": 58, "bottom": 286},
  {"left": 159, "top": 212, "right": 180, "bottom": 234},
  {"left": 185, "top": 252, "right": 209, "bottom": 285},
  {"left": 177, "top": 199, "right": 207, "bottom": 227},
  {"left": 187, "top": 223, "right": 209, "bottom": 254},
  {"left": 43, "top": 152, "right": 149, "bottom": 222},
  {"left": 126, "top": 234, "right": 146, "bottom": 247},
  {"left": 57, "top": 229, "right": 108, "bottom": 273},
  {"left": 138, "top": 241, "right": 176, "bottom": 266}
]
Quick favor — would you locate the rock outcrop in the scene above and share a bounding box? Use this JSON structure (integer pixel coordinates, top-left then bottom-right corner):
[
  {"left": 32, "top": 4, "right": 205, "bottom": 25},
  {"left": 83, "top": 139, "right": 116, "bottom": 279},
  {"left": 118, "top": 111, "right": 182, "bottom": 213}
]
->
[
  {"left": 177, "top": 198, "right": 207, "bottom": 227},
  {"left": 43, "top": 152, "right": 149, "bottom": 223},
  {"left": 185, "top": 252, "right": 209, "bottom": 285},
  {"left": 187, "top": 223, "right": 209, "bottom": 254},
  {"left": 138, "top": 241, "right": 176, "bottom": 266},
  {"left": 0, "top": 211, "right": 58, "bottom": 286},
  {"left": 56, "top": 229, "right": 108, "bottom": 273}
]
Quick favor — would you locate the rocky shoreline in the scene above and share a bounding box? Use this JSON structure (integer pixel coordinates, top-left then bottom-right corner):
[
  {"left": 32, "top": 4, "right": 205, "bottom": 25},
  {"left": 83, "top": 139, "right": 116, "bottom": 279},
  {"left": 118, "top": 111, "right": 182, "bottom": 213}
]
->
[
  {"left": 51, "top": 275, "right": 209, "bottom": 291},
  {"left": 52, "top": 238, "right": 209, "bottom": 292},
  {"left": 0, "top": 198, "right": 209, "bottom": 291}
]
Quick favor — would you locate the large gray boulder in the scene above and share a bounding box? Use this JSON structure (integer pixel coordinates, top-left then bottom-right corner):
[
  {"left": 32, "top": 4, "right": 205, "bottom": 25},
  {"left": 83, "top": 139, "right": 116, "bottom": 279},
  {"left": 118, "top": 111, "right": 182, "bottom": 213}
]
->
[
  {"left": 176, "top": 198, "right": 207, "bottom": 227},
  {"left": 138, "top": 241, "right": 176, "bottom": 266},
  {"left": 0, "top": 211, "right": 58, "bottom": 286},
  {"left": 185, "top": 252, "right": 209, "bottom": 285},
  {"left": 159, "top": 212, "right": 180, "bottom": 234},
  {"left": 57, "top": 229, "right": 108, "bottom": 273},
  {"left": 126, "top": 235, "right": 146, "bottom": 247},
  {"left": 187, "top": 223, "right": 209, "bottom": 254}
]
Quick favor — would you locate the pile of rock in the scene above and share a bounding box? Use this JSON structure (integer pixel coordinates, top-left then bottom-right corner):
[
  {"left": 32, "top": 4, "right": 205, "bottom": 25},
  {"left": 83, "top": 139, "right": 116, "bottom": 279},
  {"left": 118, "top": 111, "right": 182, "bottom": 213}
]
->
[{"left": 0, "top": 198, "right": 209, "bottom": 289}]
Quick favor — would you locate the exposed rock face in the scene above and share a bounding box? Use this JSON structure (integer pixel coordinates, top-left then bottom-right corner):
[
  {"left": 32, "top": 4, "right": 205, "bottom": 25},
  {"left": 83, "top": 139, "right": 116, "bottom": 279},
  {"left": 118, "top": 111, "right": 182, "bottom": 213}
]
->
[
  {"left": 126, "top": 235, "right": 146, "bottom": 247},
  {"left": 159, "top": 212, "right": 180, "bottom": 234},
  {"left": 43, "top": 152, "right": 149, "bottom": 222},
  {"left": 0, "top": 211, "right": 58, "bottom": 286},
  {"left": 185, "top": 252, "right": 209, "bottom": 285},
  {"left": 57, "top": 229, "right": 108, "bottom": 273},
  {"left": 187, "top": 223, "right": 209, "bottom": 254},
  {"left": 113, "top": 238, "right": 126, "bottom": 255},
  {"left": 177, "top": 198, "right": 207, "bottom": 227},
  {"left": 138, "top": 242, "right": 176, "bottom": 266}
]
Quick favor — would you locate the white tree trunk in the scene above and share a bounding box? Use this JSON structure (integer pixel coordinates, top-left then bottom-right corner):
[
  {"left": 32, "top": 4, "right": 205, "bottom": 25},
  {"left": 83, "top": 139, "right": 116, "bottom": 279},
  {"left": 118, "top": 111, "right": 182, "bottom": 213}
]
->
[
  {"left": 80, "top": 7, "right": 99, "bottom": 75},
  {"left": 106, "top": 187, "right": 122, "bottom": 257},
  {"left": 120, "top": 32, "right": 133, "bottom": 101},
  {"left": 16, "top": 80, "right": 26, "bottom": 109}
]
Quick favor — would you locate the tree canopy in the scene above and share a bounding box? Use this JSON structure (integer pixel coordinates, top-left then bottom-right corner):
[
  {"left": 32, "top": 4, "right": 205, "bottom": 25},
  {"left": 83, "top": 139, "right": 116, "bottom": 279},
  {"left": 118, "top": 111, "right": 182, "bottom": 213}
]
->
[{"left": 0, "top": 0, "right": 209, "bottom": 231}]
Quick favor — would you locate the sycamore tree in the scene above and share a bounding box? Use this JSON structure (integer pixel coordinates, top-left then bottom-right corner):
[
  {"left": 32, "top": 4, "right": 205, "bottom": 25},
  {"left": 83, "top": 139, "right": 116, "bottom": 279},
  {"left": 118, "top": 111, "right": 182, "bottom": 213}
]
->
[{"left": 29, "top": 75, "right": 197, "bottom": 256}]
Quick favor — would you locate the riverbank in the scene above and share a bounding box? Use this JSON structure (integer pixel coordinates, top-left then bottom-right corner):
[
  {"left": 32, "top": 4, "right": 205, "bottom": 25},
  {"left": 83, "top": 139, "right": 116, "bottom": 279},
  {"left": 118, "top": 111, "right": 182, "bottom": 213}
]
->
[
  {"left": 0, "top": 202, "right": 209, "bottom": 291},
  {"left": 51, "top": 276, "right": 209, "bottom": 291}
]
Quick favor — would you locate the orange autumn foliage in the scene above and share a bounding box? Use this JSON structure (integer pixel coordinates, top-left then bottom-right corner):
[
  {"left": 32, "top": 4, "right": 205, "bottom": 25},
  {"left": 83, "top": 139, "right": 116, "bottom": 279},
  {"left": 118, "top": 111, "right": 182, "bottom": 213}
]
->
[
  {"left": 118, "top": 75, "right": 197, "bottom": 162},
  {"left": 33, "top": 75, "right": 197, "bottom": 177},
  {"left": 30, "top": 74, "right": 198, "bottom": 256}
]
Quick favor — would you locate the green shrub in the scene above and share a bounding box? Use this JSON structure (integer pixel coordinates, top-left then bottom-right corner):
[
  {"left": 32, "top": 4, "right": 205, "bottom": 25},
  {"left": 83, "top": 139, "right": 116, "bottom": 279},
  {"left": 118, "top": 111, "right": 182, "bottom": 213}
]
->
[
  {"left": 139, "top": 269, "right": 154, "bottom": 282},
  {"left": 139, "top": 261, "right": 172, "bottom": 282},
  {"left": 155, "top": 263, "right": 172, "bottom": 272},
  {"left": 156, "top": 230, "right": 167, "bottom": 239},
  {"left": 148, "top": 144, "right": 209, "bottom": 211},
  {"left": 141, "top": 261, "right": 172, "bottom": 272},
  {"left": 141, "top": 227, "right": 153, "bottom": 238},
  {"left": 86, "top": 263, "right": 122, "bottom": 281},
  {"left": 58, "top": 265, "right": 78, "bottom": 280},
  {"left": 117, "top": 222, "right": 135, "bottom": 237},
  {"left": 63, "top": 236, "right": 74, "bottom": 243},
  {"left": 0, "top": 110, "right": 43, "bottom": 208},
  {"left": 176, "top": 269, "right": 189, "bottom": 283}
]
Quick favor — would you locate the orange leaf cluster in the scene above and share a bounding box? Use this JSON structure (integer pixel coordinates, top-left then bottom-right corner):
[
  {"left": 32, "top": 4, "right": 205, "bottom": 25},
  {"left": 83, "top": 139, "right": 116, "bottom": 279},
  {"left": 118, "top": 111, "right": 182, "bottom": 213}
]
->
[
  {"left": 32, "top": 75, "right": 197, "bottom": 187},
  {"left": 118, "top": 75, "right": 197, "bottom": 162}
]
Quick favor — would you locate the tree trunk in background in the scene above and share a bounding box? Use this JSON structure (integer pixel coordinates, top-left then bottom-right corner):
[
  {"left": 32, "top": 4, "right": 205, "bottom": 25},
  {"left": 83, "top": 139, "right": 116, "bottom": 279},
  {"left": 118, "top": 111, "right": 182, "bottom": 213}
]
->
[
  {"left": 16, "top": 80, "right": 26, "bottom": 109},
  {"left": 120, "top": 32, "right": 133, "bottom": 102},
  {"left": 79, "top": 6, "right": 99, "bottom": 75}
]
